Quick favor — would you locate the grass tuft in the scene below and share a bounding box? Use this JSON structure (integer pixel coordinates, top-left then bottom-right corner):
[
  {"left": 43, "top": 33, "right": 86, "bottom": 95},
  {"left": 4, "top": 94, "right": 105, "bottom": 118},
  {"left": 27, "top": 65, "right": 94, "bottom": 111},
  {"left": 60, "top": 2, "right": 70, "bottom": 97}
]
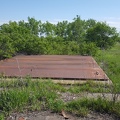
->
[{"left": 66, "top": 97, "right": 120, "bottom": 117}]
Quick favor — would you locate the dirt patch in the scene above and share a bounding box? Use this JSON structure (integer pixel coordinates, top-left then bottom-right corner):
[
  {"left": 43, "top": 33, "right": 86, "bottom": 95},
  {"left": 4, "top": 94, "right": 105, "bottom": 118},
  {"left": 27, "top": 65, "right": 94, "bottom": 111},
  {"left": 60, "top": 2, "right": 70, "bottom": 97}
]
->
[
  {"left": 7, "top": 111, "right": 119, "bottom": 120},
  {"left": 60, "top": 92, "right": 120, "bottom": 102}
]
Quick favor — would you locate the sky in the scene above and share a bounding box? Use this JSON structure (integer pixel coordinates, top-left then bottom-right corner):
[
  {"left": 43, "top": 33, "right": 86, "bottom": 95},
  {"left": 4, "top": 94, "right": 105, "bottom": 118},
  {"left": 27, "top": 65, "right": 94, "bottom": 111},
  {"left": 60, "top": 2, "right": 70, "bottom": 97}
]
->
[{"left": 0, "top": 0, "right": 120, "bottom": 31}]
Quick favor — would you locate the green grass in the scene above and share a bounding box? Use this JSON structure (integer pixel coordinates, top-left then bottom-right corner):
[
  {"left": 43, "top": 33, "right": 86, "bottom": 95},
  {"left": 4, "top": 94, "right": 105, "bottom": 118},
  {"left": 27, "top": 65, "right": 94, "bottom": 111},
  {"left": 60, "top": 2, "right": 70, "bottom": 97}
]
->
[
  {"left": 0, "top": 78, "right": 114, "bottom": 94},
  {"left": 0, "top": 77, "right": 66, "bottom": 92},
  {"left": 0, "top": 113, "right": 4, "bottom": 120},
  {"left": 66, "top": 97, "right": 120, "bottom": 118},
  {"left": 0, "top": 79, "right": 65, "bottom": 117},
  {"left": 95, "top": 42, "right": 120, "bottom": 92},
  {"left": 67, "top": 81, "right": 112, "bottom": 93}
]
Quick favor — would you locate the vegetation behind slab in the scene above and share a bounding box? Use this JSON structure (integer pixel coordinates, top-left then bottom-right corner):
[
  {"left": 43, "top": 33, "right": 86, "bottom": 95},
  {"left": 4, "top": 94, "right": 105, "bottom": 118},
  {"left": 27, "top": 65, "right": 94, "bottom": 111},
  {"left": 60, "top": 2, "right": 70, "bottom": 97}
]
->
[{"left": 0, "top": 16, "right": 120, "bottom": 59}]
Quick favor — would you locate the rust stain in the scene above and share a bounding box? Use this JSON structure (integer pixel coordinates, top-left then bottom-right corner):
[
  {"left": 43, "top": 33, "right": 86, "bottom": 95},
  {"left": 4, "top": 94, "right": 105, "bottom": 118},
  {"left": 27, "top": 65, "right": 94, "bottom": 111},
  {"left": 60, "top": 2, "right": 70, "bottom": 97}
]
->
[{"left": 0, "top": 55, "right": 109, "bottom": 81}]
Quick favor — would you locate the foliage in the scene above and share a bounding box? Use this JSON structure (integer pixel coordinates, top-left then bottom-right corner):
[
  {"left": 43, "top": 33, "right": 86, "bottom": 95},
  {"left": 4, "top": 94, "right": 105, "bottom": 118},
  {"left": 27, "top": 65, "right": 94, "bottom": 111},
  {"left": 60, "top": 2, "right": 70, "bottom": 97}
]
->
[
  {"left": 79, "top": 42, "right": 98, "bottom": 56},
  {"left": 0, "top": 16, "right": 119, "bottom": 59},
  {"left": 67, "top": 15, "right": 86, "bottom": 42},
  {"left": 0, "top": 33, "right": 16, "bottom": 59},
  {"left": 86, "top": 22, "right": 118, "bottom": 49}
]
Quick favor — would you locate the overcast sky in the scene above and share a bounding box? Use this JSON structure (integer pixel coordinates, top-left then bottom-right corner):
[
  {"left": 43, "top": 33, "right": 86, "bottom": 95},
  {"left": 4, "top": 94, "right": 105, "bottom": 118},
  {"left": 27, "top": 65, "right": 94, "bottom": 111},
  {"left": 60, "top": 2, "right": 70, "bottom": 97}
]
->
[{"left": 0, "top": 0, "right": 120, "bottom": 31}]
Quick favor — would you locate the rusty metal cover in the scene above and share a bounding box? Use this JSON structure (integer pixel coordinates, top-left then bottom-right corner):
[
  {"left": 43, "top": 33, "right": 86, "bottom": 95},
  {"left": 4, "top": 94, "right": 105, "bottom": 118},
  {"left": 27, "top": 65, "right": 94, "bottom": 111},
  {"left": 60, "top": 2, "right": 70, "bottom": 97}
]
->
[{"left": 0, "top": 55, "right": 109, "bottom": 80}]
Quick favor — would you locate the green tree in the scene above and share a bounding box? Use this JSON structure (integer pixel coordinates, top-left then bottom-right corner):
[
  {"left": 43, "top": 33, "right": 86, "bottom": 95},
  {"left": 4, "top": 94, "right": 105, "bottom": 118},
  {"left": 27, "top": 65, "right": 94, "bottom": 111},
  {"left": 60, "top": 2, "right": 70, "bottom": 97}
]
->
[
  {"left": 27, "top": 17, "right": 40, "bottom": 36},
  {"left": 42, "top": 21, "right": 56, "bottom": 36},
  {"left": 86, "top": 22, "right": 119, "bottom": 49},
  {"left": 55, "top": 21, "right": 68, "bottom": 39},
  {"left": 0, "top": 16, "right": 119, "bottom": 59},
  {"left": 0, "top": 33, "right": 15, "bottom": 59},
  {"left": 18, "top": 20, "right": 31, "bottom": 35},
  {"left": 67, "top": 15, "right": 86, "bottom": 42},
  {"left": 85, "top": 19, "right": 96, "bottom": 29}
]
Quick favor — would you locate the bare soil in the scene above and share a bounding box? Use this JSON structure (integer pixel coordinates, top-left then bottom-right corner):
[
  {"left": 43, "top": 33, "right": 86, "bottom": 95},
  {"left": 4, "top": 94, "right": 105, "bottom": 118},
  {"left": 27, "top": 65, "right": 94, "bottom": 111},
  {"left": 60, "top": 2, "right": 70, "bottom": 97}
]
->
[
  {"left": 7, "top": 110, "right": 119, "bottom": 120},
  {"left": 7, "top": 92, "right": 120, "bottom": 120}
]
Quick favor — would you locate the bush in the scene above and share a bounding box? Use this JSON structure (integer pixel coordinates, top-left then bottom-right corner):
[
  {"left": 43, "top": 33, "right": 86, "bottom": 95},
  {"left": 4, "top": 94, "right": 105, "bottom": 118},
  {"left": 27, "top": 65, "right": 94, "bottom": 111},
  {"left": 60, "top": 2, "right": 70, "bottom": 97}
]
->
[{"left": 79, "top": 42, "right": 98, "bottom": 56}]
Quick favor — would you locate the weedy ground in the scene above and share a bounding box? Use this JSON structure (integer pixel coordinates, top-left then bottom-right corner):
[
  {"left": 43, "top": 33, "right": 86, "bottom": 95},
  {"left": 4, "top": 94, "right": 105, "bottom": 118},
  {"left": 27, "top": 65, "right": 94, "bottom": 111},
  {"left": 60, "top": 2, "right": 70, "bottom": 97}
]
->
[
  {"left": 0, "top": 43, "right": 120, "bottom": 120},
  {"left": 0, "top": 78, "right": 120, "bottom": 120},
  {"left": 95, "top": 42, "right": 120, "bottom": 92}
]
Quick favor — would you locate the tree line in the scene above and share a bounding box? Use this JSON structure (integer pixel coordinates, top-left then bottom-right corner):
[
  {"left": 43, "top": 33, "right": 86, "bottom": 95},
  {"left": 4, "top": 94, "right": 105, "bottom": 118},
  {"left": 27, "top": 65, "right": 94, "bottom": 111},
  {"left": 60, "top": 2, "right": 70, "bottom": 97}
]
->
[{"left": 0, "top": 15, "right": 119, "bottom": 60}]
